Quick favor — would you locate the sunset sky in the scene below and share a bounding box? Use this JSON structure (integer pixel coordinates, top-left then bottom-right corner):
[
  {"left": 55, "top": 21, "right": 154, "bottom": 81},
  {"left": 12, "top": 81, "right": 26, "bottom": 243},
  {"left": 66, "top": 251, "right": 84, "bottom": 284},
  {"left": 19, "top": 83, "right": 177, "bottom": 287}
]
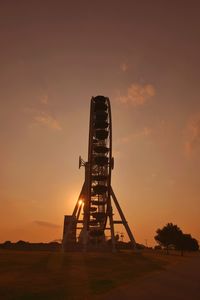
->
[{"left": 1, "top": 1, "right": 200, "bottom": 246}]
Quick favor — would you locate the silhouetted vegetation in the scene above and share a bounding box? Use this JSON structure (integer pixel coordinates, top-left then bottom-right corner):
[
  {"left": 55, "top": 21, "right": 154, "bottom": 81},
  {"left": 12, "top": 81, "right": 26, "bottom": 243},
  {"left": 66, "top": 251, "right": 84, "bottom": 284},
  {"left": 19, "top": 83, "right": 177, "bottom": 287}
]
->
[
  {"left": 155, "top": 223, "right": 199, "bottom": 255},
  {"left": 106, "top": 238, "right": 146, "bottom": 250},
  {"left": 176, "top": 234, "right": 199, "bottom": 255},
  {"left": 0, "top": 240, "right": 149, "bottom": 252},
  {"left": 0, "top": 240, "right": 61, "bottom": 251}
]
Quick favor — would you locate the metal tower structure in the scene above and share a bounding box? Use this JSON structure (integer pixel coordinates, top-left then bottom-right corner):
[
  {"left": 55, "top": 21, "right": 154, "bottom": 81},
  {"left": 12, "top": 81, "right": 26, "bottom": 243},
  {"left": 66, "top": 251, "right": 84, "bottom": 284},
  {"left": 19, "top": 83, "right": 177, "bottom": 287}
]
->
[{"left": 62, "top": 96, "right": 136, "bottom": 251}]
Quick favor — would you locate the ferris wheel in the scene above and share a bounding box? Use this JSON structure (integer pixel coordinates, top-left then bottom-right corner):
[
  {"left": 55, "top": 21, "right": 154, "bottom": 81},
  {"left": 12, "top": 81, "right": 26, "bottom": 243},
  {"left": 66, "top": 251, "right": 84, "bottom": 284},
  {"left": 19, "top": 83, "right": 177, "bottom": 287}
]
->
[{"left": 63, "top": 96, "right": 136, "bottom": 251}]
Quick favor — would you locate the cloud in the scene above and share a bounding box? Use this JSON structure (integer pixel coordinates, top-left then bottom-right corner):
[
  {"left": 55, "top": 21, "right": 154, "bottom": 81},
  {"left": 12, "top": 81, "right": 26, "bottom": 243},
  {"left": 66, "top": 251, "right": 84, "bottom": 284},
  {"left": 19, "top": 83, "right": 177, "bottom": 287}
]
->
[
  {"left": 112, "top": 149, "right": 121, "bottom": 158},
  {"left": 117, "top": 127, "right": 152, "bottom": 144},
  {"left": 34, "top": 221, "right": 61, "bottom": 229},
  {"left": 118, "top": 83, "right": 156, "bottom": 106},
  {"left": 23, "top": 95, "right": 62, "bottom": 131},
  {"left": 34, "top": 112, "right": 62, "bottom": 130},
  {"left": 40, "top": 94, "right": 49, "bottom": 105},
  {"left": 120, "top": 62, "right": 128, "bottom": 72},
  {"left": 185, "top": 115, "right": 200, "bottom": 155}
]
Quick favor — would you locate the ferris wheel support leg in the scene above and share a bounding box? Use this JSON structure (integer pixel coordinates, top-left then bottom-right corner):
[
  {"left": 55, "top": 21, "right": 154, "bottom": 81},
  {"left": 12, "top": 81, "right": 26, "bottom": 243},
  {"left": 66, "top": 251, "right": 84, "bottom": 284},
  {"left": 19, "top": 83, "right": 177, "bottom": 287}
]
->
[
  {"left": 82, "top": 200, "right": 89, "bottom": 252},
  {"left": 62, "top": 182, "right": 86, "bottom": 251},
  {"left": 82, "top": 164, "right": 90, "bottom": 252},
  {"left": 72, "top": 183, "right": 86, "bottom": 217},
  {"left": 82, "top": 227, "right": 88, "bottom": 252},
  {"left": 110, "top": 186, "right": 136, "bottom": 249},
  {"left": 108, "top": 205, "right": 116, "bottom": 252}
]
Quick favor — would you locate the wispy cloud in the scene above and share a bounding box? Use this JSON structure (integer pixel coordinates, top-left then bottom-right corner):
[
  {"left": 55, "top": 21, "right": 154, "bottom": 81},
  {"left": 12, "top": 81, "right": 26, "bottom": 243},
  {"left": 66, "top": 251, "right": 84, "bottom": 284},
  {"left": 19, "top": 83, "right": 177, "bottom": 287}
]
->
[
  {"left": 117, "top": 127, "right": 152, "bottom": 144},
  {"left": 34, "top": 112, "right": 62, "bottom": 130},
  {"left": 112, "top": 149, "right": 121, "bottom": 158},
  {"left": 40, "top": 94, "right": 49, "bottom": 105},
  {"left": 185, "top": 115, "right": 200, "bottom": 155},
  {"left": 24, "top": 94, "right": 62, "bottom": 131},
  {"left": 117, "top": 83, "right": 156, "bottom": 106},
  {"left": 120, "top": 62, "right": 128, "bottom": 72},
  {"left": 34, "top": 221, "right": 61, "bottom": 229}
]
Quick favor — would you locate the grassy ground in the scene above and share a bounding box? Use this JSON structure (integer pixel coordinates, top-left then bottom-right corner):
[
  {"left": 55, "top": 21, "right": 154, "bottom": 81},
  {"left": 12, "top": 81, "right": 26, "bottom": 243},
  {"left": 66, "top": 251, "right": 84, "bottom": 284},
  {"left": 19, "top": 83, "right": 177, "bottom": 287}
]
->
[{"left": 0, "top": 249, "right": 179, "bottom": 300}]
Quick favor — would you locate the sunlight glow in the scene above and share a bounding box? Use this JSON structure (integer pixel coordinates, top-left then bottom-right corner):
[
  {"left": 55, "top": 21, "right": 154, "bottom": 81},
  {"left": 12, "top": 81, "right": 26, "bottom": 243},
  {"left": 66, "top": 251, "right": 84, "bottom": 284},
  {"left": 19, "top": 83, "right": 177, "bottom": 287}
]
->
[{"left": 78, "top": 199, "right": 84, "bottom": 206}]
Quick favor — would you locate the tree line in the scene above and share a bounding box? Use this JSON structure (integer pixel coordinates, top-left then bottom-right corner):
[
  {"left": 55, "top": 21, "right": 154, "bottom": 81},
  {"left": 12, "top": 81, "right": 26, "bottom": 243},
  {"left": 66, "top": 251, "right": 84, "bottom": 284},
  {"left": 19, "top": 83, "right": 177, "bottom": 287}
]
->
[{"left": 1, "top": 223, "right": 199, "bottom": 253}]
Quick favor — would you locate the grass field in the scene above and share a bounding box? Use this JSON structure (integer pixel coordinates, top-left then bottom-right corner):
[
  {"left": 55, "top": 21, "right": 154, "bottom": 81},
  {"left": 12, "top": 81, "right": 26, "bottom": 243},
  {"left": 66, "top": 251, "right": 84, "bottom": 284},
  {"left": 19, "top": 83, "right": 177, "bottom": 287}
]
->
[{"left": 0, "top": 249, "right": 179, "bottom": 300}]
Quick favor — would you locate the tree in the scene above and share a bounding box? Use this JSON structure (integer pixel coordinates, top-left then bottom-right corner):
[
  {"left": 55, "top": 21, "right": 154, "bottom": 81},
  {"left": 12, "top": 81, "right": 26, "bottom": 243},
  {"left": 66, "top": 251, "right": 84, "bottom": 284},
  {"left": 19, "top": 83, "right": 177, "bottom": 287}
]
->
[
  {"left": 176, "top": 234, "right": 199, "bottom": 255},
  {"left": 154, "top": 223, "right": 183, "bottom": 253},
  {"left": 155, "top": 223, "right": 199, "bottom": 255}
]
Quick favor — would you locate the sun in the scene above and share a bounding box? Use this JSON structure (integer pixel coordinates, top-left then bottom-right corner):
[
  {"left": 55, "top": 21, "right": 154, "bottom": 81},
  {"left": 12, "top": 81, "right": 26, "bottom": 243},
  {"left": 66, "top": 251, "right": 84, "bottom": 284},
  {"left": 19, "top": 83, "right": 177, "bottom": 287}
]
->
[{"left": 78, "top": 199, "right": 84, "bottom": 206}]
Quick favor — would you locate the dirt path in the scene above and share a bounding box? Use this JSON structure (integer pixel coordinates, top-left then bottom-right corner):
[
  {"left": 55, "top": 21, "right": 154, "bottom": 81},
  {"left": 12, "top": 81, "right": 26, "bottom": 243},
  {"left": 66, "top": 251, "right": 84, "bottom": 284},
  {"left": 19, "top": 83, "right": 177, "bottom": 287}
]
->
[{"left": 95, "top": 254, "right": 200, "bottom": 300}]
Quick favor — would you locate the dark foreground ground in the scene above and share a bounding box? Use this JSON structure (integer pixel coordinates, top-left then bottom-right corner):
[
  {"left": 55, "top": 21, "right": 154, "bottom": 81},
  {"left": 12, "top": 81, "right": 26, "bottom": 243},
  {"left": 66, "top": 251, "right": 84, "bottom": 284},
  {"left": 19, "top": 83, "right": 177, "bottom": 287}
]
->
[
  {"left": 96, "top": 252, "right": 200, "bottom": 300},
  {"left": 0, "top": 249, "right": 199, "bottom": 299}
]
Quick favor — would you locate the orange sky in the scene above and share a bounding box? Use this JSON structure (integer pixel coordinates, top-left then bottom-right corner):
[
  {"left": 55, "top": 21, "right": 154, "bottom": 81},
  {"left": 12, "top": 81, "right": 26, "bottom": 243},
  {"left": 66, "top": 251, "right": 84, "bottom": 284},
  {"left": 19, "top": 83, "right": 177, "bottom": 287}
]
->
[{"left": 0, "top": 1, "right": 200, "bottom": 246}]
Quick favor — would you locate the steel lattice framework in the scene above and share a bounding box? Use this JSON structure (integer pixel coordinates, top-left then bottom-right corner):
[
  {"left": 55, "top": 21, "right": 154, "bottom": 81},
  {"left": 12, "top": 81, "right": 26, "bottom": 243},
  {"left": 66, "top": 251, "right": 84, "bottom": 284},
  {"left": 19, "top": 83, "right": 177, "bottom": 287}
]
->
[{"left": 62, "top": 96, "right": 136, "bottom": 251}]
